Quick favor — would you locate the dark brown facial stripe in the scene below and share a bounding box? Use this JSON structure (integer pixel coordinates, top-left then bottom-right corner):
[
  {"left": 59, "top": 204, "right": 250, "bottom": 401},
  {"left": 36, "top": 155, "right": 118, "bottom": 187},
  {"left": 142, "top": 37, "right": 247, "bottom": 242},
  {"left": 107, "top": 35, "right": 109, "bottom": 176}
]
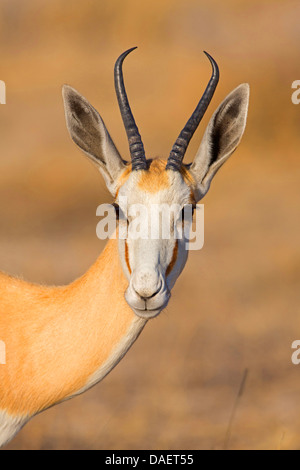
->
[
  {"left": 125, "top": 239, "right": 131, "bottom": 274},
  {"left": 166, "top": 240, "right": 178, "bottom": 277}
]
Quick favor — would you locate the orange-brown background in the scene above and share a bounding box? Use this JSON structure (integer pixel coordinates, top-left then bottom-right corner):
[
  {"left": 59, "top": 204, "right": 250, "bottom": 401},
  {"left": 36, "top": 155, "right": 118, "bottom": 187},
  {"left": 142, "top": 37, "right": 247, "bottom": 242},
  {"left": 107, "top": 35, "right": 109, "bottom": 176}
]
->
[{"left": 0, "top": 0, "right": 299, "bottom": 450}]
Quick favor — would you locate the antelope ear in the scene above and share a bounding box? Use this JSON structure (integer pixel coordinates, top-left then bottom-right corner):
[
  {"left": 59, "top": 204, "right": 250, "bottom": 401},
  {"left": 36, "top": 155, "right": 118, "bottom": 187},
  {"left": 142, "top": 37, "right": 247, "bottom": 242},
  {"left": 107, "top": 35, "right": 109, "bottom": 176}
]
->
[
  {"left": 62, "top": 85, "right": 127, "bottom": 196},
  {"left": 189, "top": 83, "right": 249, "bottom": 201}
]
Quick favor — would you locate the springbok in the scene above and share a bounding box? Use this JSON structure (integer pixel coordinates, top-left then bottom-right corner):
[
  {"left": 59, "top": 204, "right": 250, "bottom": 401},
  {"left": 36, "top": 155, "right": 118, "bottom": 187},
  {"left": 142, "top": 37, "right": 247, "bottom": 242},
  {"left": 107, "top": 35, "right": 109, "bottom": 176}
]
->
[{"left": 0, "top": 47, "right": 249, "bottom": 447}]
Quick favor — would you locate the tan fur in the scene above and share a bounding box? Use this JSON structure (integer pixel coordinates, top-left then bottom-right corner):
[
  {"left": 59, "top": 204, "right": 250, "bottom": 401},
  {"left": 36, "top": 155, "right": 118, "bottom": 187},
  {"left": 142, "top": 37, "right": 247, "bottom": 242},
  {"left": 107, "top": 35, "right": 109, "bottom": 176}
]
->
[
  {"left": 180, "top": 166, "right": 196, "bottom": 188},
  {"left": 137, "top": 159, "right": 170, "bottom": 192},
  {"left": 117, "top": 158, "right": 195, "bottom": 197},
  {"left": 0, "top": 238, "right": 137, "bottom": 418},
  {"left": 116, "top": 164, "right": 132, "bottom": 195}
]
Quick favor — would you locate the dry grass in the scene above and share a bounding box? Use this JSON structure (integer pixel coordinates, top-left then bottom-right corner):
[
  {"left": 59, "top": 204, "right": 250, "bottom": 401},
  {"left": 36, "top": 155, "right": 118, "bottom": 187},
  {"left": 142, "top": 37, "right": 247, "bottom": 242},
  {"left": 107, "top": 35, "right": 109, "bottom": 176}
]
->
[{"left": 1, "top": 0, "right": 300, "bottom": 450}]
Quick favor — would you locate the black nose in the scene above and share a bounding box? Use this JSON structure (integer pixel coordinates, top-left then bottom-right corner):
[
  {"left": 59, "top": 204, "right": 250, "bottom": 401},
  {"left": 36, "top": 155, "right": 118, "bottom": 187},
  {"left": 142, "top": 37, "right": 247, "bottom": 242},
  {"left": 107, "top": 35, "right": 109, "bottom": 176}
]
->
[
  {"left": 132, "top": 277, "right": 163, "bottom": 301},
  {"left": 140, "top": 288, "right": 161, "bottom": 301}
]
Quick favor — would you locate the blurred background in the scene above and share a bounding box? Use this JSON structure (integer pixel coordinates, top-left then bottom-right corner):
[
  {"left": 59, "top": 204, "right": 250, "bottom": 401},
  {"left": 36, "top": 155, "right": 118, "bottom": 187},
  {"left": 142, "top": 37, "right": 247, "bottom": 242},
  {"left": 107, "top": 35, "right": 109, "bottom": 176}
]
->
[{"left": 0, "top": 0, "right": 300, "bottom": 450}]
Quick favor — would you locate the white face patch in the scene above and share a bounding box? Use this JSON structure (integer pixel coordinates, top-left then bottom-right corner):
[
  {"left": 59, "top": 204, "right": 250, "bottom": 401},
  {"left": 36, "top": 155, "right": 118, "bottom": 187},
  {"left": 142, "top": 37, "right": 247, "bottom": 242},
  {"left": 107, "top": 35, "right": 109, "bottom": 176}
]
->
[{"left": 115, "top": 161, "right": 193, "bottom": 319}]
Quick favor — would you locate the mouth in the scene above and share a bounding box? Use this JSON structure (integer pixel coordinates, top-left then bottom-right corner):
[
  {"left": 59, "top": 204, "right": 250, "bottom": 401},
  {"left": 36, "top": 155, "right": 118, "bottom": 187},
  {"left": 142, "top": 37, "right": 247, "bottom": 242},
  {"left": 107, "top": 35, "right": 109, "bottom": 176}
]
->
[
  {"left": 125, "top": 293, "right": 170, "bottom": 319},
  {"left": 131, "top": 306, "right": 163, "bottom": 319},
  {"left": 125, "top": 282, "right": 171, "bottom": 320}
]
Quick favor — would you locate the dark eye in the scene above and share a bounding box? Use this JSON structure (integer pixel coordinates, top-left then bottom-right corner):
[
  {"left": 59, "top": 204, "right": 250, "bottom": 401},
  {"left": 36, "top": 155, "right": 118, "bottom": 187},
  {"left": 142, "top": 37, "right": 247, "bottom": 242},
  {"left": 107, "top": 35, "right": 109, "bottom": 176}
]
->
[{"left": 113, "top": 203, "right": 120, "bottom": 220}]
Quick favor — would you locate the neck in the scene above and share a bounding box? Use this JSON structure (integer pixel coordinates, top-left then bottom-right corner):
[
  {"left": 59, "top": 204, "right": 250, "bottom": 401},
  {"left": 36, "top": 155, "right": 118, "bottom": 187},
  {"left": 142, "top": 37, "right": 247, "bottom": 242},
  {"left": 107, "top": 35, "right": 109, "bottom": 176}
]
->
[{"left": 0, "top": 238, "right": 147, "bottom": 420}]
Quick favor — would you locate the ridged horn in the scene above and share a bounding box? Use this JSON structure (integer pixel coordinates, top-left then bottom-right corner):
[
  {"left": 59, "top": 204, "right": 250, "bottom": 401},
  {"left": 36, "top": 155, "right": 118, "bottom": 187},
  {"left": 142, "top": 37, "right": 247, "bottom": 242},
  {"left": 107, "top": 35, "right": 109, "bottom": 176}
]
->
[{"left": 114, "top": 47, "right": 147, "bottom": 171}]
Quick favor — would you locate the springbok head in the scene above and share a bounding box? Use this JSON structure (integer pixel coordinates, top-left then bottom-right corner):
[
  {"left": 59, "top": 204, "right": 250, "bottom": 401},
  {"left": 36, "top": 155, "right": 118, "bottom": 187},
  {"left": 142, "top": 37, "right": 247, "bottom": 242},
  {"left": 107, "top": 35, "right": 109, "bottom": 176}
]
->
[{"left": 63, "top": 47, "right": 249, "bottom": 319}]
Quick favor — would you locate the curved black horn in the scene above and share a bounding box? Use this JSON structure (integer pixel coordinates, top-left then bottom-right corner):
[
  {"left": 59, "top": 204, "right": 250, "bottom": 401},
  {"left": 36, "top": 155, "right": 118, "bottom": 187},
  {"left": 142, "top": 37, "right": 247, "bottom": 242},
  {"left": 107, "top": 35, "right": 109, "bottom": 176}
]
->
[
  {"left": 166, "top": 52, "right": 219, "bottom": 171},
  {"left": 114, "top": 47, "right": 147, "bottom": 171}
]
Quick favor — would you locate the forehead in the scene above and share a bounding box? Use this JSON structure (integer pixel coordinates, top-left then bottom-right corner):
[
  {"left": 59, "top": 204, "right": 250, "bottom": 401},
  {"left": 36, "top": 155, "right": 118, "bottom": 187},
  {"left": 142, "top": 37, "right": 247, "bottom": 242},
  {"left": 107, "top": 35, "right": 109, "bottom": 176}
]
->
[{"left": 116, "top": 159, "right": 195, "bottom": 205}]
